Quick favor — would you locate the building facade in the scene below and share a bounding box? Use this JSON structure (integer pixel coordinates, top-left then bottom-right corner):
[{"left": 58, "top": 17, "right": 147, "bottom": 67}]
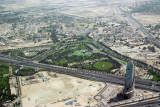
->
[{"left": 123, "top": 60, "right": 135, "bottom": 98}]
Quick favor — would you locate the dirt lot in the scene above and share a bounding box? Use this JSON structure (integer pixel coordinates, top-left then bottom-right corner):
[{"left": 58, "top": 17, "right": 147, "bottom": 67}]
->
[
  {"left": 133, "top": 13, "right": 160, "bottom": 25},
  {"left": 21, "top": 71, "right": 105, "bottom": 107}
]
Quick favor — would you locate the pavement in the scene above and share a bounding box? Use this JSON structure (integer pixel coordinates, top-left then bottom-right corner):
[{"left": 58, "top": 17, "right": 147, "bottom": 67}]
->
[
  {"left": 0, "top": 54, "right": 159, "bottom": 92},
  {"left": 119, "top": 7, "right": 160, "bottom": 48}
]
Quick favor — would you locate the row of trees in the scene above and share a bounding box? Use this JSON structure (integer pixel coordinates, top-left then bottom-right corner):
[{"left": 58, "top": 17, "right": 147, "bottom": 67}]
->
[{"left": 143, "top": 46, "right": 156, "bottom": 52}]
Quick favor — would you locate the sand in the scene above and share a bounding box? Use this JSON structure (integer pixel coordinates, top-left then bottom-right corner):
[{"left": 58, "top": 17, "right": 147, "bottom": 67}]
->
[{"left": 21, "top": 71, "right": 105, "bottom": 107}]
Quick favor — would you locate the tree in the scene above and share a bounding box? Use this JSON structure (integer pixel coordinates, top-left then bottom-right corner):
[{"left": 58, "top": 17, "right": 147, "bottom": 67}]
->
[
  {"left": 154, "top": 25, "right": 160, "bottom": 30},
  {"left": 143, "top": 47, "right": 147, "bottom": 50},
  {"left": 148, "top": 46, "right": 156, "bottom": 52},
  {"left": 151, "top": 46, "right": 156, "bottom": 52}
]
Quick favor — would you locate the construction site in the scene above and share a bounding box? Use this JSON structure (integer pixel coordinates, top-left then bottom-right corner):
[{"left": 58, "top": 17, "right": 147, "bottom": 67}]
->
[
  {"left": 19, "top": 71, "right": 154, "bottom": 107},
  {"left": 20, "top": 71, "right": 105, "bottom": 107}
]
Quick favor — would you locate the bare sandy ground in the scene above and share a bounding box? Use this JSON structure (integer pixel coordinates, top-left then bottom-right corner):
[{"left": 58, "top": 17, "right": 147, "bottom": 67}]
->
[
  {"left": 133, "top": 13, "right": 160, "bottom": 25},
  {"left": 60, "top": 5, "right": 113, "bottom": 18},
  {"left": 21, "top": 71, "right": 105, "bottom": 107},
  {"left": 0, "top": 39, "right": 52, "bottom": 50}
]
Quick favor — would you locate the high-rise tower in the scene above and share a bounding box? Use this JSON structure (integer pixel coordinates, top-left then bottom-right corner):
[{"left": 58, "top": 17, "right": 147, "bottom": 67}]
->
[{"left": 123, "top": 60, "right": 135, "bottom": 98}]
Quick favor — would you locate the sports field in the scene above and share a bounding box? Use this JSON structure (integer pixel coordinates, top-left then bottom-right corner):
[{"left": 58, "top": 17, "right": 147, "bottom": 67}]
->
[
  {"left": 24, "top": 51, "right": 38, "bottom": 57},
  {"left": 93, "top": 61, "right": 113, "bottom": 70},
  {"left": 69, "top": 50, "right": 90, "bottom": 56}
]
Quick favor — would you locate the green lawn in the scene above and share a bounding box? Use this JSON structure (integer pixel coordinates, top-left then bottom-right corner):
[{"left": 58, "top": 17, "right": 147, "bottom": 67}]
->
[
  {"left": 0, "top": 62, "right": 9, "bottom": 66},
  {"left": 59, "top": 59, "right": 67, "bottom": 65},
  {"left": 11, "top": 51, "right": 23, "bottom": 56},
  {"left": 17, "top": 67, "right": 36, "bottom": 76},
  {"left": 93, "top": 61, "right": 113, "bottom": 70},
  {"left": 0, "top": 77, "right": 8, "bottom": 86},
  {"left": 152, "top": 75, "right": 159, "bottom": 82},
  {"left": 148, "top": 71, "right": 160, "bottom": 82},
  {"left": 23, "top": 67, "right": 33, "bottom": 70},
  {"left": 84, "top": 64, "right": 93, "bottom": 69},
  {"left": 0, "top": 63, "right": 9, "bottom": 75},
  {"left": 71, "top": 45, "right": 86, "bottom": 50},
  {"left": 24, "top": 51, "right": 37, "bottom": 57},
  {"left": 69, "top": 50, "right": 90, "bottom": 56},
  {"left": 0, "top": 67, "right": 9, "bottom": 75}
]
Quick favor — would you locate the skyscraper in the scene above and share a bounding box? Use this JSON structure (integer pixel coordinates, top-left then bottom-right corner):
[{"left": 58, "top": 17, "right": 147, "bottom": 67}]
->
[{"left": 123, "top": 60, "right": 135, "bottom": 98}]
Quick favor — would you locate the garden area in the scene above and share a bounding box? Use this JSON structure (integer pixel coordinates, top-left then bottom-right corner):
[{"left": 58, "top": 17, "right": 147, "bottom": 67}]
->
[
  {"left": 40, "top": 44, "right": 121, "bottom": 72},
  {"left": 148, "top": 71, "right": 160, "bottom": 82},
  {"left": 93, "top": 61, "right": 113, "bottom": 70},
  {"left": 0, "top": 64, "right": 9, "bottom": 75},
  {"left": 10, "top": 49, "right": 47, "bottom": 59},
  {"left": 69, "top": 50, "right": 90, "bottom": 56},
  {"left": 15, "top": 67, "right": 37, "bottom": 76}
]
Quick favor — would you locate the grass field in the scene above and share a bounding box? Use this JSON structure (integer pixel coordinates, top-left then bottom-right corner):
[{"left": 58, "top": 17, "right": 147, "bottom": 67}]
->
[
  {"left": 24, "top": 51, "right": 38, "bottom": 57},
  {"left": 69, "top": 50, "right": 90, "bottom": 56},
  {"left": 84, "top": 64, "right": 93, "bottom": 69},
  {"left": 0, "top": 77, "right": 8, "bottom": 86},
  {"left": 148, "top": 71, "right": 160, "bottom": 82},
  {"left": 93, "top": 61, "right": 113, "bottom": 70},
  {"left": 0, "top": 62, "right": 9, "bottom": 75},
  {"left": 152, "top": 75, "right": 159, "bottom": 82},
  {"left": 59, "top": 59, "right": 67, "bottom": 65},
  {"left": 0, "top": 62, "right": 9, "bottom": 66},
  {"left": 16, "top": 66, "right": 37, "bottom": 76},
  {"left": 0, "top": 67, "right": 9, "bottom": 75},
  {"left": 11, "top": 51, "right": 23, "bottom": 56},
  {"left": 72, "top": 46, "right": 86, "bottom": 50}
]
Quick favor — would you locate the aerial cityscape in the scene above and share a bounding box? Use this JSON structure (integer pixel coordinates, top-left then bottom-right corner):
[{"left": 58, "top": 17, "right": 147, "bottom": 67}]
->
[{"left": 0, "top": 0, "right": 160, "bottom": 107}]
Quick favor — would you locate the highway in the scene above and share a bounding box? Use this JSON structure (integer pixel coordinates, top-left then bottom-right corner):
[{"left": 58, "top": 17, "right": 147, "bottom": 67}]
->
[
  {"left": 129, "top": 14, "right": 160, "bottom": 48},
  {"left": 119, "top": 7, "right": 160, "bottom": 48},
  {"left": 0, "top": 54, "right": 159, "bottom": 92}
]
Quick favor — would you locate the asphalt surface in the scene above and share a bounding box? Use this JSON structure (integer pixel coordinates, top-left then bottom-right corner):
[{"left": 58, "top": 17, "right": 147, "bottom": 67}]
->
[
  {"left": 129, "top": 14, "right": 160, "bottom": 48},
  {"left": 0, "top": 54, "right": 159, "bottom": 92},
  {"left": 119, "top": 7, "right": 160, "bottom": 48},
  {"left": 112, "top": 96, "right": 160, "bottom": 107}
]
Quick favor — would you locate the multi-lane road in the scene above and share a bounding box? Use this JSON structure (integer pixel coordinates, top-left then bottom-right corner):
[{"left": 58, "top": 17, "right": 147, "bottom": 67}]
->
[
  {"left": 119, "top": 7, "right": 160, "bottom": 48},
  {"left": 129, "top": 14, "right": 160, "bottom": 48},
  {"left": 0, "top": 54, "right": 159, "bottom": 92}
]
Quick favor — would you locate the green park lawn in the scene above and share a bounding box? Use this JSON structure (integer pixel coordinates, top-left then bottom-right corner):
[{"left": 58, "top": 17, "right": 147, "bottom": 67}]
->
[
  {"left": 71, "top": 45, "right": 86, "bottom": 50},
  {"left": 69, "top": 50, "right": 90, "bottom": 56},
  {"left": 24, "top": 51, "right": 38, "bottom": 57},
  {"left": 147, "top": 71, "right": 160, "bottom": 82},
  {"left": 0, "top": 62, "right": 9, "bottom": 66},
  {"left": 152, "top": 75, "right": 159, "bottom": 82},
  {"left": 17, "top": 67, "right": 36, "bottom": 76},
  {"left": 0, "top": 77, "right": 8, "bottom": 86},
  {"left": 93, "top": 61, "right": 113, "bottom": 70},
  {"left": 11, "top": 51, "right": 23, "bottom": 56},
  {"left": 0, "top": 63, "right": 9, "bottom": 75},
  {"left": 0, "top": 67, "right": 9, "bottom": 75},
  {"left": 59, "top": 59, "right": 67, "bottom": 65},
  {"left": 84, "top": 64, "right": 93, "bottom": 69}
]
